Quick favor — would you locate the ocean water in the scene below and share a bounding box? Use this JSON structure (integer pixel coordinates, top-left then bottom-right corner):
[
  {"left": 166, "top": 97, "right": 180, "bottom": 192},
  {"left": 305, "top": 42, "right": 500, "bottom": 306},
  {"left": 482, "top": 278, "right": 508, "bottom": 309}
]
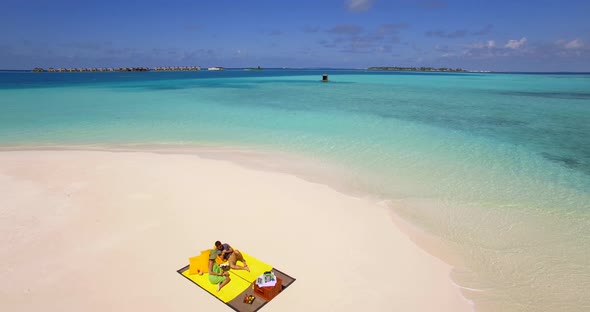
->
[{"left": 1, "top": 70, "right": 589, "bottom": 311}]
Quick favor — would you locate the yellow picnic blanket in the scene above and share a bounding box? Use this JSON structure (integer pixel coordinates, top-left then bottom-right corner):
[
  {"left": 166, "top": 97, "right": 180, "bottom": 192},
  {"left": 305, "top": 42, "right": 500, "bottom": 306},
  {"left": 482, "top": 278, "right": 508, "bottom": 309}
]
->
[{"left": 182, "top": 250, "right": 273, "bottom": 303}]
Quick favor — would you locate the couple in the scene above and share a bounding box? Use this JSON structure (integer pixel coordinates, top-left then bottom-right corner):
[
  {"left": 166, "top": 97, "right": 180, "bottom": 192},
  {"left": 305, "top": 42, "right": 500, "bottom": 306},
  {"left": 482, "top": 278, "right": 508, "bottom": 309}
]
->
[{"left": 208, "top": 241, "right": 250, "bottom": 291}]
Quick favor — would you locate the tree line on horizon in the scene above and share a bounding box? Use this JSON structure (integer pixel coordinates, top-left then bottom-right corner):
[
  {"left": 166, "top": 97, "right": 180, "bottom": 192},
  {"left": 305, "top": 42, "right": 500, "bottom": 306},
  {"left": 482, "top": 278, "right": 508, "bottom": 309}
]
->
[{"left": 368, "top": 66, "right": 466, "bottom": 72}]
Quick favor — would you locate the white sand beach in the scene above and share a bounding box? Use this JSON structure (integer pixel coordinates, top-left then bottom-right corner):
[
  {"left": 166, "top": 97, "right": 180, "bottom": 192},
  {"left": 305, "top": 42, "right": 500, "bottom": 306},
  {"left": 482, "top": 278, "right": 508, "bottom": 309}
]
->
[{"left": 0, "top": 150, "right": 472, "bottom": 311}]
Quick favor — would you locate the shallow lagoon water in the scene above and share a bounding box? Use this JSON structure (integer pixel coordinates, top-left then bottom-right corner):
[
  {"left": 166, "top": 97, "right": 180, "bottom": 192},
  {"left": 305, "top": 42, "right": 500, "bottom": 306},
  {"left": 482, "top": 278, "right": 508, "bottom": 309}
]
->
[{"left": 1, "top": 70, "right": 589, "bottom": 311}]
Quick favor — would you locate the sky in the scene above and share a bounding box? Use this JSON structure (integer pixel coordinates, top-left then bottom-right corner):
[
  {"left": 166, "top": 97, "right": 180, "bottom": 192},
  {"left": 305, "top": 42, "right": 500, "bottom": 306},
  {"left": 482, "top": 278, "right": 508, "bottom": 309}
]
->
[{"left": 0, "top": 0, "right": 589, "bottom": 71}]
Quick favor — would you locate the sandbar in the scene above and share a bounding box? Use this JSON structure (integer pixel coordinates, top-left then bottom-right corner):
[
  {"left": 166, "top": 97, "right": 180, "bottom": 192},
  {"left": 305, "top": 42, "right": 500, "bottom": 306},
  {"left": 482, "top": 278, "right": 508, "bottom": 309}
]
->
[{"left": 0, "top": 150, "right": 472, "bottom": 311}]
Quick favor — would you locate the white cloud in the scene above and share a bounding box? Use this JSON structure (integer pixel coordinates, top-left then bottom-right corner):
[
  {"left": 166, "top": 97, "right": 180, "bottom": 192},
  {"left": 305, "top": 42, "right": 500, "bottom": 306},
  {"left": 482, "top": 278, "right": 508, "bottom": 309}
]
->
[
  {"left": 505, "top": 37, "right": 527, "bottom": 49},
  {"left": 346, "top": 0, "right": 374, "bottom": 12},
  {"left": 461, "top": 38, "right": 527, "bottom": 58},
  {"left": 467, "top": 40, "right": 495, "bottom": 49},
  {"left": 565, "top": 39, "right": 583, "bottom": 49}
]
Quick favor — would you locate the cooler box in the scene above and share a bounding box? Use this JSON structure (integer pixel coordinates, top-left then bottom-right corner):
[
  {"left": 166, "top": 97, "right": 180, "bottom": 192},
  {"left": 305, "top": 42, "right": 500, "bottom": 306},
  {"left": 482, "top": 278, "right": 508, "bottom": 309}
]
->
[{"left": 253, "top": 277, "right": 283, "bottom": 301}]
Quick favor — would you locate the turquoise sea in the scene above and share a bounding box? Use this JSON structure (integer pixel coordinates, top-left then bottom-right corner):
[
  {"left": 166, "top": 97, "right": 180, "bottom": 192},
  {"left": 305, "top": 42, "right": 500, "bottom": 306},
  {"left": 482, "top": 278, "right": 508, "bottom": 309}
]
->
[{"left": 1, "top": 70, "right": 589, "bottom": 311}]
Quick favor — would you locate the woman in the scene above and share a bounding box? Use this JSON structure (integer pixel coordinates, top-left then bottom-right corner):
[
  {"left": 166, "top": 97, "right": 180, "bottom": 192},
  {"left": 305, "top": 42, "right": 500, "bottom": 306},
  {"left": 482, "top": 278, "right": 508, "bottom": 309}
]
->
[{"left": 208, "top": 246, "right": 230, "bottom": 291}]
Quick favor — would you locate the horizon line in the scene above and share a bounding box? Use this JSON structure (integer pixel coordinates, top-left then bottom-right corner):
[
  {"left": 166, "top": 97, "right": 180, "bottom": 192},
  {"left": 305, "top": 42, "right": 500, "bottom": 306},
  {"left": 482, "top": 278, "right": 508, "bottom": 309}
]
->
[{"left": 1, "top": 68, "right": 590, "bottom": 74}]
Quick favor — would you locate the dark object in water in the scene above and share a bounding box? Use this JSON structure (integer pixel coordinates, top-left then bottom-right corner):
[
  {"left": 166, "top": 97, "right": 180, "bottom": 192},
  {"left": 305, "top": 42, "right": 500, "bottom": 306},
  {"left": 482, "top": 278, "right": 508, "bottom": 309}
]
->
[{"left": 322, "top": 74, "right": 329, "bottom": 82}]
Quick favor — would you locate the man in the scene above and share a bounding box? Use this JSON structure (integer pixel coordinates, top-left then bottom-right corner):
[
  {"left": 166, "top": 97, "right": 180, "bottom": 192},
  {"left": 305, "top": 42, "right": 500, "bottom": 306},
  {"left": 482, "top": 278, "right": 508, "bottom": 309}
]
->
[{"left": 215, "top": 241, "right": 250, "bottom": 272}]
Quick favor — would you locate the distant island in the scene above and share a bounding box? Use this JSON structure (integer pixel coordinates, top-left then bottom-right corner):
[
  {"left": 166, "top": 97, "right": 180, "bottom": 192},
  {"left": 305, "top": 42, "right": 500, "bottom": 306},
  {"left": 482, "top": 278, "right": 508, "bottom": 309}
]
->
[
  {"left": 28, "top": 66, "right": 255, "bottom": 72},
  {"left": 31, "top": 66, "right": 201, "bottom": 73},
  {"left": 368, "top": 67, "right": 466, "bottom": 72},
  {"left": 28, "top": 66, "right": 471, "bottom": 73}
]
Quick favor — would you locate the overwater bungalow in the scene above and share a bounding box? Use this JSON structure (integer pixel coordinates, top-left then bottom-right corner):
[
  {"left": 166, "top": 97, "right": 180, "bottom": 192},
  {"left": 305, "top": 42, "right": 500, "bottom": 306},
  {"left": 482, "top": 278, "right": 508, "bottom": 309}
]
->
[{"left": 32, "top": 65, "right": 202, "bottom": 73}]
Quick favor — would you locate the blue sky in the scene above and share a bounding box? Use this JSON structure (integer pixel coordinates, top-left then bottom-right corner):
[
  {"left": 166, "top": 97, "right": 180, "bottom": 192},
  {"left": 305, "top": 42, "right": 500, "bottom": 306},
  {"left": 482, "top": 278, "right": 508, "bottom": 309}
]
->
[{"left": 1, "top": 0, "right": 589, "bottom": 71}]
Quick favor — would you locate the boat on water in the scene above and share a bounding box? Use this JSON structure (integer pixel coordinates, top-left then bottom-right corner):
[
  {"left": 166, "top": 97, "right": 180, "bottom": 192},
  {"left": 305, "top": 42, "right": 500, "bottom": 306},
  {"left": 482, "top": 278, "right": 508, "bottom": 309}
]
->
[{"left": 207, "top": 67, "right": 224, "bottom": 71}]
